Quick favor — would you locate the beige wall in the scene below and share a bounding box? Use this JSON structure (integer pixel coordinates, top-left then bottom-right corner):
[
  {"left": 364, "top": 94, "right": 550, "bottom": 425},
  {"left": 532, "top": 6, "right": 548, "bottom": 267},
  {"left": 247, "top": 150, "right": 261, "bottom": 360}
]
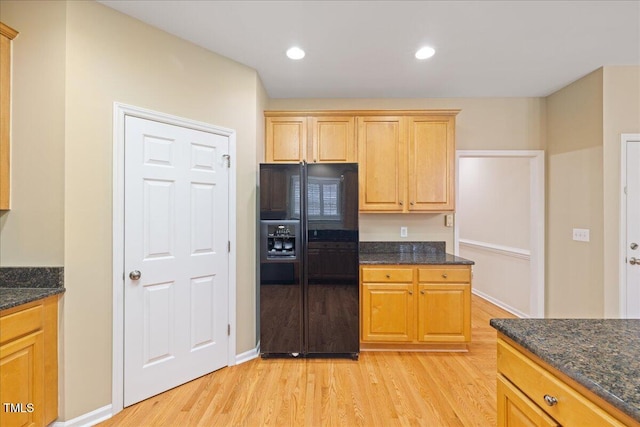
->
[
  {"left": 0, "top": 0, "right": 66, "bottom": 266},
  {"left": 546, "top": 69, "right": 604, "bottom": 317},
  {"left": 545, "top": 66, "right": 640, "bottom": 318},
  {"left": 602, "top": 66, "right": 640, "bottom": 316},
  {"left": 268, "top": 98, "right": 545, "bottom": 250},
  {"left": 1, "top": 0, "right": 262, "bottom": 420}
]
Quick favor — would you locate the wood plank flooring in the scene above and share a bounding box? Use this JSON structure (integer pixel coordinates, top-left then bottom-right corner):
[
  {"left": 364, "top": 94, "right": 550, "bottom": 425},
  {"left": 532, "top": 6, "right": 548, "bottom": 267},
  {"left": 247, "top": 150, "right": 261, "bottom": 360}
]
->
[{"left": 100, "top": 295, "right": 514, "bottom": 426}]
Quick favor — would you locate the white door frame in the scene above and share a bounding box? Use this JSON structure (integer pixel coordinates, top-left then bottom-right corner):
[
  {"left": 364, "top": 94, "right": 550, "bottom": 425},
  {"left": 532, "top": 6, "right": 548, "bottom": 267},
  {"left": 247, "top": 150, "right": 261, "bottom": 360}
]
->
[
  {"left": 619, "top": 133, "right": 640, "bottom": 318},
  {"left": 112, "top": 103, "right": 237, "bottom": 415},
  {"left": 455, "top": 150, "right": 545, "bottom": 318}
]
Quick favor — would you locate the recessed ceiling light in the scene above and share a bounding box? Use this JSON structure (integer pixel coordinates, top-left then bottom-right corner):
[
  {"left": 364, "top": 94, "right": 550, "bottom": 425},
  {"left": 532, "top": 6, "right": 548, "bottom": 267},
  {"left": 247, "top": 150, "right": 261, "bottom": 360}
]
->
[
  {"left": 415, "top": 46, "right": 436, "bottom": 60},
  {"left": 286, "top": 47, "right": 305, "bottom": 60}
]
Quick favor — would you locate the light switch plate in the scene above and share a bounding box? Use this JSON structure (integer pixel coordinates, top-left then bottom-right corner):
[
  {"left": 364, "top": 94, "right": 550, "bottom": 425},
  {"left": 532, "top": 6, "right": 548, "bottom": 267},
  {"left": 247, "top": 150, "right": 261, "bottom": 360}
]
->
[
  {"left": 400, "top": 226, "right": 408, "bottom": 237},
  {"left": 445, "top": 214, "right": 454, "bottom": 227}
]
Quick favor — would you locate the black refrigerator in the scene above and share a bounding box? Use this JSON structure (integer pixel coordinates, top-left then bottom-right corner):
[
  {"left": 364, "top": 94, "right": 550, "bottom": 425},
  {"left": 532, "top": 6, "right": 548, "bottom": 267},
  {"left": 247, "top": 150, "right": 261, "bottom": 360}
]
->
[{"left": 259, "top": 162, "right": 359, "bottom": 359}]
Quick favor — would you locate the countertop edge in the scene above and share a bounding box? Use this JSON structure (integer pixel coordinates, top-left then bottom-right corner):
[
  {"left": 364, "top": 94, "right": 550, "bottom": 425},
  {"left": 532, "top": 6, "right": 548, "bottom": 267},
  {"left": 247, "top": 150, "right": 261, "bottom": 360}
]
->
[{"left": 0, "top": 287, "right": 66, "bottom": 312}]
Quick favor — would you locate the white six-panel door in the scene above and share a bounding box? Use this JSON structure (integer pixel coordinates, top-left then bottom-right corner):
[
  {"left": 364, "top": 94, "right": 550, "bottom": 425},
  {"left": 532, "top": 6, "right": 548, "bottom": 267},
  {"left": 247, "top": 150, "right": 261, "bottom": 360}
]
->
[
  {"left": 625, "top": 138, "right": 640, "bottom": 318},
  {"left": 124, "top": 116, "right": 229, "bottom": 406}
]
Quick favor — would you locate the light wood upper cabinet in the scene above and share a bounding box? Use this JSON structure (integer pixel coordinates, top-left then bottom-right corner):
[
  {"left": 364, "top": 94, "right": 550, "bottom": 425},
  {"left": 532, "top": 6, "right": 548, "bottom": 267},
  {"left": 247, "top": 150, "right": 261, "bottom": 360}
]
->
[
  {"left": 310, "top": 116, "right": 356, "bottom": 163},
  {"left": 407, "top": 115, "right": 456, "bottom": 211},
  {"left": 357, "top": 112, "right": 458, "bottom": 213},
  {"left": 264, "top": 113, "right": 356, "bottom": 163},
  {"left": 0, "top": 22, "right": 18, "bottom": 210},
  {"left": 357, "top": 116, "right": 405, "bottom": 211},
  {"left": 265, "top": 116, "right": 307, "bottom": 163}
]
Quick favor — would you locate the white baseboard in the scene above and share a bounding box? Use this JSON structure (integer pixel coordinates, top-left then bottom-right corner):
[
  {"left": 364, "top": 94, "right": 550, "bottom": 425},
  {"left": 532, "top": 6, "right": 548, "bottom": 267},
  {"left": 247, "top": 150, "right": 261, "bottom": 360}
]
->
[
  {"left": 473, "top": 289, "right": 528, "bottom": 318},
  {"left": 50, "top": 404, "right": 112, "bottom": 427},
  {"left": 235, "top": 344, "right": 259, "bottom": 365}
]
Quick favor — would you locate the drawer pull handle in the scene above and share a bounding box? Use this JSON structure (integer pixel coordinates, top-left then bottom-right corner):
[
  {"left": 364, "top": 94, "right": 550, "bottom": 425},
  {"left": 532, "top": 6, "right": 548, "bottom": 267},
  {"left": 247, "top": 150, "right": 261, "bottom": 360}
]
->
[
  {"left": 543, "top": 394, "right": 558, "bottom": 406},
  {"left": 442, "top": 273, "right": 448, "bottom": 279}
]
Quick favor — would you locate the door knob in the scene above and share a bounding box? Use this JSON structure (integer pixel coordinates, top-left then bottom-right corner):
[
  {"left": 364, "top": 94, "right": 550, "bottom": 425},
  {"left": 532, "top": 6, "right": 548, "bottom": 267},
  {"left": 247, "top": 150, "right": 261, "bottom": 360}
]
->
[
  {"left": 629, "top": 258, "right": 639, "bottom": 266},
  {"left": 129, "top": 270, "right": 141, "bottom": 280},
  {"left": 631, "top": 243, "right": 638, "bottom": 250}
]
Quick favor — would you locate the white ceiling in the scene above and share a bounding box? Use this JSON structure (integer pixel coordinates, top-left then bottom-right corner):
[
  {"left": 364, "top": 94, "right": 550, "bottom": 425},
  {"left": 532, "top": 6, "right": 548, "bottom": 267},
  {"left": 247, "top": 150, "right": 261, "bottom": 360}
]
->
[{"left": 99, "top": 0, "right": 640, "bottom": 99}]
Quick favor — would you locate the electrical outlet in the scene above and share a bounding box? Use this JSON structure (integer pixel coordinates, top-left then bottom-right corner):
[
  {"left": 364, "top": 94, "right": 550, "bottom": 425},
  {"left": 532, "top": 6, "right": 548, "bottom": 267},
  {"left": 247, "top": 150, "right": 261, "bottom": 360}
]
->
[
  {"left": 400, "top": 226, "right": 408, "bottom": 238},
  {"left": 572, "top": 228, "right": 590, "bottom": 242}
]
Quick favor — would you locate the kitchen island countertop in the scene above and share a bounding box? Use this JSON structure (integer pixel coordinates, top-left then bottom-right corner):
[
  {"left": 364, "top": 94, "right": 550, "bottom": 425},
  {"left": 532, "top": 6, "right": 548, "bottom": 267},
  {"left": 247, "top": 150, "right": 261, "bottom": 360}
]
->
[{"left": 491, "top": 318, "right": 640, "bottom": 422}]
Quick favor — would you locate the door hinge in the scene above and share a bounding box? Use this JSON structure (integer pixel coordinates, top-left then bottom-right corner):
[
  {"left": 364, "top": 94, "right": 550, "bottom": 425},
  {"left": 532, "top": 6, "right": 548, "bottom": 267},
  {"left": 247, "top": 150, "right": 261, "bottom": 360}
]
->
[
  {"left": 228, "top": 324, "right": 231, "bottom": 336},
  {"left": 228, "top": 241, "right": 231, "bottom": 252},
  {"left": 223, "top": 154, "right": 231, "bottom": 168}
]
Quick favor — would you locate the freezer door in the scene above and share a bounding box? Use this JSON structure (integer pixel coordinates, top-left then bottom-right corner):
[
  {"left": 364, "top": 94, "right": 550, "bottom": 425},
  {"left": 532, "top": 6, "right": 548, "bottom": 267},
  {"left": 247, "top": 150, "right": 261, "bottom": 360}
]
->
[{"left": 259, "top": 164, "right": 303, "bottom": 356}]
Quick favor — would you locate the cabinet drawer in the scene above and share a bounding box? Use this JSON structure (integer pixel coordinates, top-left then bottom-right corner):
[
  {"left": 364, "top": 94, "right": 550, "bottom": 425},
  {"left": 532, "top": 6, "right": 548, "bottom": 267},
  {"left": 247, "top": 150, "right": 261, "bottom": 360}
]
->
[
  {"left": 0, "top": 304, "right": 43, "bottom": 344},
  {"left": 362, "top": 268, "right": 413, "bottom": 283},
  {"left": 418, "top": 267, "right": 470, "bottom": 283},
  {"left": 497, "top": 339, "right": 626, "bottom": 427}
]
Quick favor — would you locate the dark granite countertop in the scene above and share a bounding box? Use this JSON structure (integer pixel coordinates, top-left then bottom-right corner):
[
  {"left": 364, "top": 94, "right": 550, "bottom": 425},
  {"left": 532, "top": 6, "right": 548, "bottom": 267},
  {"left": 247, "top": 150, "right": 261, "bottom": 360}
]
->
[
  {"left": 490, "top": 318, "right": 640, "bottom": 422},
  {"left": 359, "top": 241, "right": 474, "bottom": 265},
  {"left": 0, "top": 267, "right": 65, "bottom": 311}
]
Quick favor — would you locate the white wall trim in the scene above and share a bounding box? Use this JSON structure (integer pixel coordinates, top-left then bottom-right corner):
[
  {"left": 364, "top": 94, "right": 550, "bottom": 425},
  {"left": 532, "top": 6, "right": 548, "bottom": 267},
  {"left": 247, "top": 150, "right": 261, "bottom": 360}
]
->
[
  {"left": 472, "top": 289, "right": 528, "bottom": 319},
  {"left": 620, "top": 134, "right": 640, "bottom": 318},
  {"left": 235, "top": 344, "right": 260, "bottom": 365},
  {"left": 112, "top": 103, "right": 237, "bottom": 416},
  {"left": 456, "top": 150, "right": 545, "bottom": 318},
  {"left": 459, "top": 238, "right": 530, "bottom": 261},
  {"left": 50, "top": 405, "right": 112, "bottom": 427}
]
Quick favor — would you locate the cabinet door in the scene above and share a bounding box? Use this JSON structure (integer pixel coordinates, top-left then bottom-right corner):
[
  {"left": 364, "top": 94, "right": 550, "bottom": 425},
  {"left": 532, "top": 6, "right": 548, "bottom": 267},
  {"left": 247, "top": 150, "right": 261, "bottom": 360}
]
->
[
  {"left": 417, "top": 283, "right": 470, "bottom": 342},
  {"left": 407, "top": 116, "right": 455, "bottom": 211},
  {"left": 357, "top": 116, "right": 405, "bottom": 211},
  {"left": 0, "top": 331, "right": 44, "bottom": 427},
  {"left": 498, "top": 375, "right": 559, "bottom": 427},
  {"left": 361, "top": 283, "right": 414, "bottom": 342},
  {"left": 1, "top": 24, "right": 19, "bottom": 210},
  {"left": 265, "top": 117, "right": 307, "bottom": 162},
  {"left": 310, "top": 116, "right": 356, "bottom": 163}
]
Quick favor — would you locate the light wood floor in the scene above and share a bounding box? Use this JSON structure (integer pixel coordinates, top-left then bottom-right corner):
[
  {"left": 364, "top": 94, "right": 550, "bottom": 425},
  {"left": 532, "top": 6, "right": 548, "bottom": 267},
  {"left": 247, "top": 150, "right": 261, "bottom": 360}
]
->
[{"left": 100, "top": 295, "right": 514, "bottom": 427}]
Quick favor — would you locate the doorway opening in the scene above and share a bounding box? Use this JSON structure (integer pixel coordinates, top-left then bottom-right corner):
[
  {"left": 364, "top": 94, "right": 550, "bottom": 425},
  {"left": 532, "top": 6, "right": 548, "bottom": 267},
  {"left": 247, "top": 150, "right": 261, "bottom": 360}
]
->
[{"left": 455, "top": 150, "right": 545, "bottom": 318}]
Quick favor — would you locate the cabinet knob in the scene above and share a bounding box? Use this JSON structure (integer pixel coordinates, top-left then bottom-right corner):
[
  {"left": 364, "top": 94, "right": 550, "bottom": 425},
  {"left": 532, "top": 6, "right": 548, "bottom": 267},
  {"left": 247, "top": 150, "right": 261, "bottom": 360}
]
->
[
  {"left": 386, "top": 274, "right": 391, "bottom": 279},
  {"left": 543, "top": 394, "right": 558, "bottom": 407},
  {"left": 408, "top": 290, "right": 413, "bottom": 295},
  {"left": 442, "top": 273, "right": 448, "bottom": 279},
  {"left": 420, "top": 290, "right": 425, "bottom": 295},
  {"left": 399, "top": 201, "right": 403, "bottom": 206},
  {"left": 410, "top": 201, "right": 415, "bottom": 206}
]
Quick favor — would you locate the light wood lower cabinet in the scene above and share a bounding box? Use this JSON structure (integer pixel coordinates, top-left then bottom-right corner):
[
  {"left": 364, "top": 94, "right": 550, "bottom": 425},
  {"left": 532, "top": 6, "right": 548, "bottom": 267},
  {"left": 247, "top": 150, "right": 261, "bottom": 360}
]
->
[
  {"left": 497, "top": 337, "right": 636, "bottom": 427},
  {"left": 0, "top": 296, "right": 59, "bottom": 427},
  {"left": 360, "top": 264, "right": 471, "bottom": 351}
]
